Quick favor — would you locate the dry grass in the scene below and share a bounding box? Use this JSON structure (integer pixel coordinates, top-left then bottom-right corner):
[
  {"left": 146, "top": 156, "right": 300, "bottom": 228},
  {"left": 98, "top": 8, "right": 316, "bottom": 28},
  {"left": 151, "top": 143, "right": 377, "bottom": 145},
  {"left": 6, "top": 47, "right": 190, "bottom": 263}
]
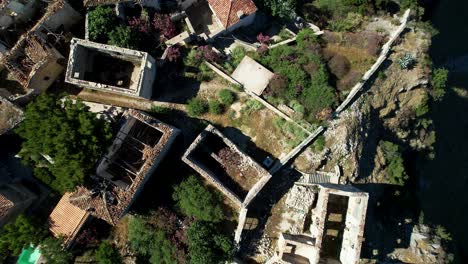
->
[{"left": 325, "top": 44, "right": 376, "bottom": 74}]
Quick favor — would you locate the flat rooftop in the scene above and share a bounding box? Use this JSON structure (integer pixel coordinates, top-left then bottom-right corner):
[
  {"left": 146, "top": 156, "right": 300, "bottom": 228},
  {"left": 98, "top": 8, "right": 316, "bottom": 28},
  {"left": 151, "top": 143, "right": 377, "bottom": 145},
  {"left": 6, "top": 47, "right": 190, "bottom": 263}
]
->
[
  {"left": 69, "top": 110, "right": 179, "bottom": 225},
  {"left": 183, "top": 125, "right": 271, "bottom": 207}
]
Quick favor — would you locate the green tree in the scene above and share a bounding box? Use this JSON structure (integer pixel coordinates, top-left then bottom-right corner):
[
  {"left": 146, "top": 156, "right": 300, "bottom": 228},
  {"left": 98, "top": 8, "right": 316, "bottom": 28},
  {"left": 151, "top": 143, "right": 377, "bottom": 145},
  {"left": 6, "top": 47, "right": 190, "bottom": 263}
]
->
[
  {"left": 173, "top": 176, "right": 224, "bottom": 222},
  {"left": 187, "top": 98, "right": 208, "bottom": 117},
  {"left": 0, "top": 215, "right": 46, "bottom": 257},
  {"left": 431, "top": 68, "right": 449, "bottom": 101},
  {"left": 40, "top": 237, "right": 72, "bottom": 264},
  {"left": 127, "top": 217, "right": 176, "bottom": 264},
  {"left": 187, "top": 221, "right": 233, "bottom": 264},
  {"left": 108, "top": 25, "right": 137, "bottom": 49},
  {"left": 16, "top": 94, "right": 113, "bottom": 193},
  {"left": 149, "top": 231, "right": 177, "bottom": 264},
  {"left": 381, "top": 141, "right": 408, "bottom": 186},
  {"left": 259, "top": 0, "right": 297, "bottom": 19},
  {"left": 95, "top": 242, "right": 122, "bottom": 264},
  {"left": 88, "top": 6, "right": 117, "bottom": 41}
]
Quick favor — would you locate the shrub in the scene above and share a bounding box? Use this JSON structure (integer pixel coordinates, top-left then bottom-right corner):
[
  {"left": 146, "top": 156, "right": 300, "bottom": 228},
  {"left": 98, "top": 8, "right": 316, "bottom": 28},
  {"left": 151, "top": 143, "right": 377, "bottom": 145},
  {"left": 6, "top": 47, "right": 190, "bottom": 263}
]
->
[
  {"left": 259, "top": 0, "right": 297, "bottom": 19},
  {"left": 398, "top": 53, "right": 416, "bottom": 70},
  {"left": 296, "top": 28, "right": 319, "bottom": 49},
  {"left": 88, "top": 6, "right": 117, "bottom": 41},
  {"left": 187, "top": 221, "right": 233, "bottom": 264},
  {"left": 414, "top": 94, "right": 429, "bottom": 117},
  {"left": 218, "top": 89, "right": 236, "bottom": 105},
  {"left": 311, "top": 135, "right": 326, "bottom": 152},
  {"left": 166, "top": 45, "right": 182, "bottom": 62},
  {"left": 435, "top": 225, "right": 452, "bottom": 241},
  {"left": 187, "top": 98, "right": 208, "bottom": 116},
  {"left": 264, "top": 74, "right": 288, "bottom": 97},
  {"left": 242, "top": 100, "right": 265, "bottom": 114},
  {"left": 95, "top": 242, "right": 121, "bottom": 264},
  {"left": 128, "top": 16, "right": 150, "bottom": 34},
  {"left": 329, "top": 12, "right": 364, "bottom": 32},
  {"left": 197, "top": 46, "right": 220, "bottom": 63},
  {"left": 431, "top": 68, "right": 448, "bottom": 101},
  {"left": 150, "top": 105, "right": 170, "bottom": 115},
  {"left": 108, "top": 25, "right": 137, "bottom": 49},
  {"left": 153, "top": 14, "right": 176, "bottom": 39},
  {"left": 230, "top": 46, "right": 247, "bottom": 67},
  {"left": 381, "top": 141, "right": 408, "bottom": 186},
  {"left": 40, "top": 237, "right": 72, "bottom": 264},
  {"left": 257, "top": 33, "right": 271, "bottom": 45},
  {"left": 328, "top": 54, "right": 351, "bottom": 79},
  {"left": 208, "top": 100, "right": 223, "bottom": 115},
  {"left": 173, "top": 176, "right": 224, "bottom": 222}
]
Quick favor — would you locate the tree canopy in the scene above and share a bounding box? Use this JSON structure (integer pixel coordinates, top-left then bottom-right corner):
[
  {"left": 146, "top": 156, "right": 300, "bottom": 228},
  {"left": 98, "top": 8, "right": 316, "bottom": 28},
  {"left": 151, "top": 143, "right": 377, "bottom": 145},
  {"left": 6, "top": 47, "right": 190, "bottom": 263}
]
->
[
  {"left": 381, "top": 141, "right": 408, "bottom": 186},
  {"left": 186, "top": 221, "right": 233, "bottom": 264},
  {"left": 0, "top": 215, "right": 46, "bottom": 258},
  {"left": 173, "top": 176, "right": 224, "bottom": 222},
  {"left": 88, "top": 6, "right": 117, "bottom": 41},
  {"left": 40, "top": 237, "right": 72, "bottom": 264},
  {"left": 95, "top": 242, "right": 122, "bottom": 264},
  {"left": 127, "top": 216, "right": 176, "bottom": 264},
  {"left": 16, "top": 94, "right": 113, "bottom": 193}
]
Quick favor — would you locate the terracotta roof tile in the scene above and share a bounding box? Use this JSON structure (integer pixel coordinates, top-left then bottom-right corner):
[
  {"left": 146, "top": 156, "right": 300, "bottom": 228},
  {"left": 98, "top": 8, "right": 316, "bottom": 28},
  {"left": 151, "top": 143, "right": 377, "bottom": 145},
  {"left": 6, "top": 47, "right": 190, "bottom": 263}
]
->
[
  {"left": 0, "top": 193, "right": 14, "bottom": 218},
  {"left": 48, "top": 192, "right": 90, "bottom": 244},
  {"left": 207, "top": 0, "right": 257, "bottom": 28}
]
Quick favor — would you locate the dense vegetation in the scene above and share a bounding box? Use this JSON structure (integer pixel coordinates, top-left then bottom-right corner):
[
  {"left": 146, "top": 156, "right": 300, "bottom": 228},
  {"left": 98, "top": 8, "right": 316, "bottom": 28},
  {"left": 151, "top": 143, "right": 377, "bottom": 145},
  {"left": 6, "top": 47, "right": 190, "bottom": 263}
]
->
[
  {"left": 16, "top": 94, "right": 112, "bottom": 193},
  {"left": 0, "top": 215, "right": 45, "bottom": 258},
  {"left": 173, "top": 176, "right": 224, "bottom": 222},
  {"left": 380, "top": 141, "right": 408, "bottom": 186},
  {"left": 431, "top": 68, "right": 449, "bottom": 102},
  {"left": 259, "top": 29, "right": 337, "bottom": 122},
  {"left": 127, "top": 216, "right": 177, "bottom": 264},
  {"left": 95, "top": 242, "right": 122, "bottom": 264},
  {"left": 40, "top": 237, "right": 73, "bottom": 264},
  {"left": 186, "top": 221, "right": 234, "bottom": 264}
]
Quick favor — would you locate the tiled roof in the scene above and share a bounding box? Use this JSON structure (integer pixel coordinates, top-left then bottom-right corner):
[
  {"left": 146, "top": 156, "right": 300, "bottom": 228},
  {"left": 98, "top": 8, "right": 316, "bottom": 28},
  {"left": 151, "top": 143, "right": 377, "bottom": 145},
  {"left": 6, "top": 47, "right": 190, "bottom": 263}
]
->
[
  {"left": 207, "top": 0, "right": 257, "bottom": 28},
  {"left": 48, "top": 192, "right": 90, "bottom": 244},
  {"left": 0, "top": 193, "right": 14, "bottom": 218}
]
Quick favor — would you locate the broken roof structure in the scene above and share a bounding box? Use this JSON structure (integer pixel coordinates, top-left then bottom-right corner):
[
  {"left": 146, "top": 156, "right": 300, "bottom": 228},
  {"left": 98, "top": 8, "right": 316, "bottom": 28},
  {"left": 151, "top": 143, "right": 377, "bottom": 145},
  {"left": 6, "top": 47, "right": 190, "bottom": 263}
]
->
[
  {"left": 48, "top": 192, "right": 90, "bottom": 246},
  {"left": 1, "top": 0, "right": 81, "bottom": 94},
  {"left": 184, "top": 0, "right": 257, "bottom": 39},
  {"left": 69, "top": 110, "right": 180, "bottom": 225},
  {"left": 182, "top": 125, "right": 271, "bottom": 208},
  {"left": 232, "top": 56, "right": 274, "bottom": 96},
  {"left": 65, "top": 38, "right": 157, "bottom": 99},
  {"left": 0, "top": 96, "right": 24, "bottom": 135},
  {"left": 275, "top": 184, "right": 369, "bottom": 264}
]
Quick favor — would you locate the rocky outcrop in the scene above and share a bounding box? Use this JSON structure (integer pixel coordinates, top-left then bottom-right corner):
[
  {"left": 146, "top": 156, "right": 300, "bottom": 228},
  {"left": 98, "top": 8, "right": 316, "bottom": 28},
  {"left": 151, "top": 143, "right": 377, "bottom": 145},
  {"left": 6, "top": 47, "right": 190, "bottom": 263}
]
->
[{"left": 388, "top": 224, "right": 451, "bottom": 263}]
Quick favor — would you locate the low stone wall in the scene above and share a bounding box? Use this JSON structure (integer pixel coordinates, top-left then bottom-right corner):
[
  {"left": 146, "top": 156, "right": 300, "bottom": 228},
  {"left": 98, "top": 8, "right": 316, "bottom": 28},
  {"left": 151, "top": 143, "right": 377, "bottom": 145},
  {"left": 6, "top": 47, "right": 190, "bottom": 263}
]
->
[
  {"left": 234, "top": 207, "right": 248, "bottom": 243},
  {"left": 335, "top": 9, "right": 411, "bottom": 114}
]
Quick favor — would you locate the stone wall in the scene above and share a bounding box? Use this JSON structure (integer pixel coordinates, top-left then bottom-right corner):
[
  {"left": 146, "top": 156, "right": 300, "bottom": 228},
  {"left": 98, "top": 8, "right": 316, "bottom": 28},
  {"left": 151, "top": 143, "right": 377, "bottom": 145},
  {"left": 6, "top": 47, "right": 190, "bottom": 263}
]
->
[{"left": 335, "top": 9, "right": 411, "bottom": 114}]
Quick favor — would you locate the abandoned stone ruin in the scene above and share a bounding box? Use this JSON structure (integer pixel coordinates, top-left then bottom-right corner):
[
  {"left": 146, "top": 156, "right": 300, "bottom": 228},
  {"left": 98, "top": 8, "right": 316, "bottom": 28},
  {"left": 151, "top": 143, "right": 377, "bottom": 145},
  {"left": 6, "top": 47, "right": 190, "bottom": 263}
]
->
[
  {"left": 182, "top": 124, "right": 272, "bottom": 242},
  {"left": 65, "top": 38, "right": 157, "bottom": 99},
  {"left": 273, "top": 184, "right": 369, "bottom": 264}
]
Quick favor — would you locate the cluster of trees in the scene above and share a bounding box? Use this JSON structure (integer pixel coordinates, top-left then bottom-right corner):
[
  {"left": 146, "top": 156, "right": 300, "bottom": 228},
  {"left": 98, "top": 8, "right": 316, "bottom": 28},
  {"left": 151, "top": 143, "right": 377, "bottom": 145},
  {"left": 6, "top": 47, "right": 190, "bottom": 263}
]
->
[
  {"left": 259, "top": 29, "right": 337, "bottom": 123},
  {"left": 0, "top": 215, "right": 71, "bottom": 263},
  {"left": 88, "top": 6, "right": 177, "bottom": 53},
  {"left": 186, "top": 89, "right": 237, "bottom": 117},
  {"left": 16, "top": 94, "right": 112, "bottom": 193}
]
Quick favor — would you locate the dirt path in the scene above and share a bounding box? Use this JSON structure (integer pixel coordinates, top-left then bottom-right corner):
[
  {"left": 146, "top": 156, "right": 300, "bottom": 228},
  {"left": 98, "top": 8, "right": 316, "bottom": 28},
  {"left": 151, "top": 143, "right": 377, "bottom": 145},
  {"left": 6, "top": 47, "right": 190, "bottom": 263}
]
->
[{"left": 75, "top": 89, "right": 186, "bottom": 112}]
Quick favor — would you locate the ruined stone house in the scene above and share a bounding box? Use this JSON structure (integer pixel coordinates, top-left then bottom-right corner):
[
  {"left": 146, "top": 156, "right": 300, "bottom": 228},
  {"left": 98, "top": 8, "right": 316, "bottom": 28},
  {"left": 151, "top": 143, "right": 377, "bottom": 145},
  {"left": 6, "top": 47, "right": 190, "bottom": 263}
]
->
[
  {"left": 0, "top": 0, "right": 38, "bottom": 30},
  {"left": 66, "top": 110, "right": 179, "bottom": 225},
  {"left": 0, "top": 0, "right": 81, "bottom": 95},
  {"left": 275, "top": 184, "right": 369, "bottom": 264},
  {"left": 183, "top": 0, "right": 257, "bottom": 39},
  {"left": 65, "top": 38, "right": 157, "bottom": 99},
  {"left": 0, "top": 96, "right": 23, "bottom": 135},
  {"left": 0, "top": 182, "right": 37, "bottom": 227}
]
